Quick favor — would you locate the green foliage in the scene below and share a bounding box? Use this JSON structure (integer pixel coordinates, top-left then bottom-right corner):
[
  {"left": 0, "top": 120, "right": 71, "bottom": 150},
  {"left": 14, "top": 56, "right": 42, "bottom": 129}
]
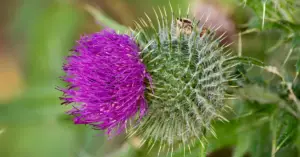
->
[
  {"left": 242, "top": 0, "right": 299, "bottom": 30},
  {"left": 85, "top": 5, "right": 128, "bottom": 33},
  {"left": 227, "top": 1, "right": 300, "bottom": 157},
  {"left": 273, "top": 110, "right": 298, "bottom": 151},
  {"left": 25, "top": 1, "right": 84, "bottom": 86},
  {"left": 0, "top": 1, "right": 90, "bottom": 157}
]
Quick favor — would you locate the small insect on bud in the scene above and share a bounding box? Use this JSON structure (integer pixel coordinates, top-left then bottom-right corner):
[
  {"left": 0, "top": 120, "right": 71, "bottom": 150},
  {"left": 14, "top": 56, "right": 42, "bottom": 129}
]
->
[
  {"left": 200, "top": 27, "right": 210, "bottom": 37},
  {"left": 176, "top": 18, "right": 210, "bottom": 37},
  {"left": 176, "top": 18, "right": 193, "bottom": 36}
]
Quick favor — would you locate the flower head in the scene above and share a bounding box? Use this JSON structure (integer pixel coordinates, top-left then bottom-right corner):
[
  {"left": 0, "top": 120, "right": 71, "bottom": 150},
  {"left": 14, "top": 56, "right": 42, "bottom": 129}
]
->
[{"left": 60, "top": 30, "right": 149, "bottom": 135}]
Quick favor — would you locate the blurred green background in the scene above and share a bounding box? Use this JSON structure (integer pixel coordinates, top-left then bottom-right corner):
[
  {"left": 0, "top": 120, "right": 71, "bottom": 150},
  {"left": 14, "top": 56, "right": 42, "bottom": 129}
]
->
[{"left": 0, "top": 0, "right": 299, "bottom": 157}]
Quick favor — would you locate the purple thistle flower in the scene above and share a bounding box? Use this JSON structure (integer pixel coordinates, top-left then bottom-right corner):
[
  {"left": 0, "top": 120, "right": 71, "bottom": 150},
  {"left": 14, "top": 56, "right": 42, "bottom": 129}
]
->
[{"left": 60, "top": 29, "right": 150, "bottom": 135}]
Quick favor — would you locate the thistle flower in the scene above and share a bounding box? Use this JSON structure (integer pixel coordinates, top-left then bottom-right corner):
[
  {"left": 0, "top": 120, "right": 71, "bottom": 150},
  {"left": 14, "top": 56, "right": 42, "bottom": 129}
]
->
[
  {"left": 128, "top": 7, "right": 236, "bottom": 154},
  {"left": 59, "top": 30, "right": 150, "bottom": 135}
]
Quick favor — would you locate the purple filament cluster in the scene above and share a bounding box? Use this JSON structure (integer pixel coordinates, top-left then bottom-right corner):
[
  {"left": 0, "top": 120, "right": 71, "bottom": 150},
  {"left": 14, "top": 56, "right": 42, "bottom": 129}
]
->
[{"left": 60, "top": 30, "right": 149, "bottom": 135}]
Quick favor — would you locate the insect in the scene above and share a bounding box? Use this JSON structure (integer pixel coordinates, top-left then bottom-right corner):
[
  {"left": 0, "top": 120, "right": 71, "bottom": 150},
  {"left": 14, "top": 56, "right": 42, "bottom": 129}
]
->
[
  {"left": 176, "top": 18, "right": 210, "bottom": 37},
  {"left": 199, "top": 27, "right": 210, "bottom": 37},
  {"left": 176, "top": 18, "right": 193, "bottom": 36}
]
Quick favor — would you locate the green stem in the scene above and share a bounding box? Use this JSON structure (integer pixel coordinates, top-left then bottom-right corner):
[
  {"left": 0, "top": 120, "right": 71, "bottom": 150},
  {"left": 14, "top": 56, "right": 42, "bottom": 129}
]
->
[
  {"left": 271, "top": 133, "right": 276, "bottom": 157},
  {"left": 271, "top": 112, "right": 277, "bottom": 157}
]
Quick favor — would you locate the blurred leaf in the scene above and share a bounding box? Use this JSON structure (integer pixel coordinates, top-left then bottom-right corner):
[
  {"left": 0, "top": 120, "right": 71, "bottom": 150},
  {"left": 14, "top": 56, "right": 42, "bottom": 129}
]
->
[
  {"left": 0, "top": 102, "right": 90, "bottom": 157},
  {"left": 295, "top": 56, "right": 300, "bottom": 83},
  {"left": 0, "top": 1, "right": 93, "bottom": 157},
  {"left": 11, "top": 0, "right": 52, "bottom": 38},
  {"left": 274, "top": 111, "right": 298, "bottom": 152},
  {"left": 238, "top": 85, "right": 281, "bottom": 104},
  {"left": 296, "top": 57, "right": 300, "bottom": 73},
  {"left": 233, "top": 130, "right": 253, "bottom": 157},
  {"left": 225, "top": 56, "right": 265, "bottom": 67},
  {"left": 275, "top": 20, "right": 300, "bottom": 33},
  {"left": 248, "top": 123, "right": 272, "bottom": 157},
  {"left": 149, "top": 120, "right": 241, "bottom": 157},
  {"left": 85, "top": 5, "right": 128, "bottom": 33},
  {"left": 242, "top": 0, "right": 298, "bottom": 25},
  {"left": 207, "top": 106, "right": 269, "bottom": 156},
  {"left": 0, "top": 91, "right": 108, "bottom": 157},
  {"left": 275, "top": 145, "right": 298, "bottom": 157},
  {"left": 127, "top": 0, "right": 189, "bottom": 18},
  {"left": 106, "top": 143, "right": 137, "bottom": 157},
  {"left": 76, "top": 129, "right": 105, "bottom": 157},
  {"left": 296, "top": 126, "right": 300, "bottom": 155},
  {"left": 230, "top": 99, "right": 277, "bottom": 157},
  {"left": 0, "top": 87, "right": 62, "bottom": 124},
  {"left": 206, "top": 121, "right": 240, "bottom": 153},
  {"left": 292, "top": 35, "right": 300, "bottom": 47},
  {"left": 25, "top": 1, "right": 84, "bottom": 86},
  {"left": 249, "top": 19, "right": 300, "bottom": 33}
]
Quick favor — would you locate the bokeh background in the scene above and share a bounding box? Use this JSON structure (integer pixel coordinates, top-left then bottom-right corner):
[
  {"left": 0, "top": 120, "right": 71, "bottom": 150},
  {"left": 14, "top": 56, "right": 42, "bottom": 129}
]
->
[{"left": 0, "top": 0, "right": 299, "bottom": 157}]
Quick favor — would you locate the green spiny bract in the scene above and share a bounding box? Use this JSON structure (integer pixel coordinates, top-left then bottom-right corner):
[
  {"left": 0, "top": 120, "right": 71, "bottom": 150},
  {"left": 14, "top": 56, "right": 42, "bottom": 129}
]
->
[{"left": 130, "top": 7, "right": 236, "bottom": 154}]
